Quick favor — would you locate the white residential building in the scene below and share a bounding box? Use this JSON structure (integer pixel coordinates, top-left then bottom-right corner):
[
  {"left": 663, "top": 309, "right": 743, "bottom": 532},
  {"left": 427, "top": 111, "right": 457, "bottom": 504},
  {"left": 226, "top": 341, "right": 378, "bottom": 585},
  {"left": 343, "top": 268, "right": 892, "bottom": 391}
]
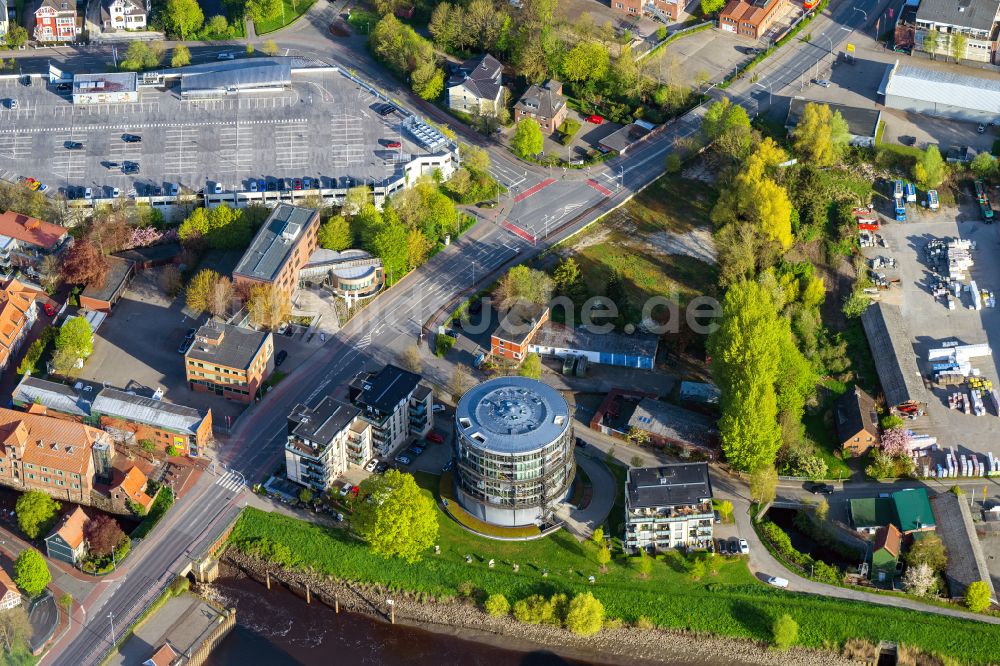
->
[
  {"left": 101, "top": 0, "right": 148, "bottom": 31},
  {"left": 624, "top": 463, "right": 714, "bottom": 553},
  {"left": 349, "top": 364, "right": 433, "bottom": 456},
  {"left": 285, "top": 397, "right": 372, "bottom": 493},
  {"left": 446, "top": 54, "right": 504, "bottom": 117}
]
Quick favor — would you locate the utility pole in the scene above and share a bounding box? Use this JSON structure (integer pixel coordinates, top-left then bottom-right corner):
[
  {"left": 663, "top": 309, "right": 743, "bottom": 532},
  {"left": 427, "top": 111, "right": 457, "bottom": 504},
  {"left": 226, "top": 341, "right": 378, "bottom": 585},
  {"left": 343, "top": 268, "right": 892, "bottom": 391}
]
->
[{"left": 108, "top": 612, "right": 116, "bottom": 646}]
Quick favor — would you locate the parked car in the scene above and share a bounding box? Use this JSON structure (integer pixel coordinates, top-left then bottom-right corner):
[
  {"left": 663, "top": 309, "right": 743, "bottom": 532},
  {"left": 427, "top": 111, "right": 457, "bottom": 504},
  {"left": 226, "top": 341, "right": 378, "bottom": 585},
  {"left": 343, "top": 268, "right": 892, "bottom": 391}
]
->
[
  {"left": 257, "top": 179, "right": 266, "bottom": 192},
  {"left": 338, "top": 483, "right": 351, "bottom": 497},
  {"left": 213, "top": 183, "right": 223, "bottom": 194},
  {"left": 426, "top": 431, "right": 444, "bottom": 444},
  {"left": 65, "top": 141, "right": 83, "bottom": 150},
  {"left": 766, "top": 576, "right": 789, "bottom": 588},
  {"left": 6, "top": 99, "right": 17, "bottom": 110},
  {"left": 185, "top": 328, "right": 196, "bottom": 340},
  {"left": 364, "top": 459, "right": 378, "bottom": 472},
  {"left": 84, "top": 187, "right": 93, "bottom": 200},
  {"left": 20, "top": 75, "right": 31, "bottom": 87},
  {"left": 122, "top": 162, "right": 139, "bottom": 174},
  {"left": 714, "top": 510, "right": 721, "bottom": 524},
  {"left": 978, "top": 124, "right": 986, "bottom": 134},
  {"left": 350, "top": 485, "right": 359, "bottom": 497},
  {"left": 575, "top": 437, "right": 587, "bottom": 448},
  {"left": 585, "top": 114, "right": 604, "bottom": 124},
  {"left": 441, "top": 459, "right": 454, "bottom": 472},
  {"left": 249, "top": 180, "right": 258, "bottom": 192},
  {"left": 169, "top": 183, "right": 179, "bottom": 196},
  {"left": 383, "top": 140, "right": 401, "bottom": 148},
  {"left": 410, "top": 445, "right": 425, "bottom": 455},
  {"left": 122, "top": 134, "right": 142, "bottom": 142},
  {"left": 112, "top": 187, "right": 120, "bottom": 198},
  {"left": 293, "top": 178, "right": 303, "bottom": 190},
  {"left": 375, "top": 103, "right": 396, "bottom": 116},
  {"left": 275, "top": 350, "right": 288, "bottom": 367},
  {"left": 395, "top": 454, "right": 412, "bottom": 465},
  {"left": 177, "top": 338, "right": 191, "bottom": 354},
  {"left": 813, "top": 79, "right": 831, "bottom": 88},
  {"left": 217, "top": 52, "right": 235, "bottom": 60},
  {"left": 375, "top": 461, "right": 389, "bottom": 474},
  {"left": 738, "top": 539, "right": 750, "bottom": 555},
  {"left": 807, "top": 482, "right": 834, "bottom": 495},
  {"left": 105, "top": 162, "right": 121, "bottom": 171},
  {"left": 432, "top": 404, "right": 446, "bottom": 413},
  {"left": 43, "top": 303, "right": 56, "bottom": 317},
  {"left": 56, "top": 83, "right": 71, "bottom": 91}
]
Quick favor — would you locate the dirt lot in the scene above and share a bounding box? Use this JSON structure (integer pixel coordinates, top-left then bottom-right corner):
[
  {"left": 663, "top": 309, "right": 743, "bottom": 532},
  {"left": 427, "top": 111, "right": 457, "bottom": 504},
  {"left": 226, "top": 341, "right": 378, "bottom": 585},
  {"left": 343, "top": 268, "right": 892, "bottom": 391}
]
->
[{"left": 868, "top": 190, "right": 1000, "bottom": 458}]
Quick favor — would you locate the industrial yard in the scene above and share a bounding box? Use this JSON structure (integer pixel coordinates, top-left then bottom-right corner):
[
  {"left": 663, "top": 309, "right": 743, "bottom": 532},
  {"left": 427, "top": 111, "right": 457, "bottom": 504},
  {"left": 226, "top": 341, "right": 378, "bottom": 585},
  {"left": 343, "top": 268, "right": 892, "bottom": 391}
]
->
[{"left": 864, "top": 193, "right": 1000, "bottom": 467}]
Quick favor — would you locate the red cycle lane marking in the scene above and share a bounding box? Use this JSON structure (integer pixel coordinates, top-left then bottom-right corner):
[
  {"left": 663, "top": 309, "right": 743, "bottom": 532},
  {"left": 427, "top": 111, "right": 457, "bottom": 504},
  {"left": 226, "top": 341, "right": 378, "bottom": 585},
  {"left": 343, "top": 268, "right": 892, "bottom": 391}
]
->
[
  {"left": 586, "top": 179, "right": 613, "bottom": 196},
  {"left": 512, "top": 178, "right": 555, "bottom": 203}
]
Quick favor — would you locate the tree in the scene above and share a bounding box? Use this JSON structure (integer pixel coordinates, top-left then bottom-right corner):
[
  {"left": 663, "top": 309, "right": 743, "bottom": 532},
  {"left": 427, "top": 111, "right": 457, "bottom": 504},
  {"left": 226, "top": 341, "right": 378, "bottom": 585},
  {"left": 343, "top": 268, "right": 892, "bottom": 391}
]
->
[
  {"left": 792, "top": 103, "right": 849, "bottom": 166},
  {"left": 38, "top": 255, "right": 62, "bottom": 294},
  {"left": 903, "top": 562, "right": 935, "bottom": 597},
  {"left": 56, "top": 316, "right": 93, "bottom": 361},
  {"left": 951, "top": 32, "right": 967, "bottom": 61},
  {"left": 4, "top": 26, "right": 28, "bottom": 50},
  {"left": 815, "top": 498, "right": 829, "bottom": 522},
  {"left": 879, "top": 427, "right": 912, "bottom": 457},
  {"left": 561, "top": 41, "right": 609, "bottom": 85},
  {"left": 707, "top": 281, "right": 784, "bottom": 471},
  {"left": 717, "top": 500, "right": 733, "bottom": 522},
  {"left": 60, "top": 240, "right": 109, "bottom": 288},
  {"left": 16, "top": 491, "right": 60, "bottom": 540},
  {"left": 772, "top": 614, "right": 798, "bottom": 650},
  {"left": 449, "top": 366, "right": 474, "bottom": 402},
  {"left": 171, "top": 45, "right": 191, "bottom": 68},
  {"left": 401, "top": 345, "right": 422, "bottom": 374},
  {"left": 262, "top": 39, "right": 280, "bottom": 56},
  {"left": 186, "top": 269, "right": 220, "bottom": 314},
  {"left": 210, "top": 276, "right": 235, "bottom": 318},
  {"left": 625, "top": 426, "right": 650, "bottom": 447},
  {"left": 484, "top": 593, "right": 510, "bottom": 616},
  {"left": 164, "top": 0, "right": 204, "bottom": 38},
  {"left": 634, "top": 548, "right": 653, "bottom": 578},
  {"left": 159, "top": 265, "right": 183, "bottom": 297},
  {"left": 702, "top": 98, "right": 751, "bottom": 142},
  {"left": 965, "top": 580, "right": 991, "bottom": 612},
  {"left": 511, "top": 118, "right": 544, "bottom": 158},
  {"left": 351, "top": 470, "right": 438, "bottom": 562},
  {"left": 247, "top": 284, "right": 290, "bottom": 330},
  {"left": 83, "top": 514, "right": 126, "bottom": 557},
  {"left": 0, "top": 607, "right": 30, "bottom": 653},
  {"left": 519, "top": 352, "right": 542, "bottom": 379},
  {"left": 206, "top": 14, "right": 230, "bottom": 35},
  {"left": 14, "top": 549, "right": 50, "bottom": 598},
  {"left": 120, "top": 41, "right": 161, "bottom": 71},
  {"left": 596, "top": 543, "right": 611, "bottom": 571},
  {"left": 701, "top": 0, "right": 725, "bottom": 12},
  {"left": 749, "top": 465, "right": 778, "bottom": 506},
  {"left": 564, "top": 592, "right": 605, "bottom": 636},
  {"left": 914, "top": 145, "right": 945, "bottom": 189},
  {"left": 245, "top": 0, "right": 281, "bottom": 24},
  {"left": 970, "top": 152, "right": 998, "bottom": 179},
  {"left": 493, "top": 265, "right": 553, "bottom": 309},
  {"left": 591, "top": 527, "right": 604, "bottom": 544},
  {"left": 298, "top": 488, "right": 314, "bottom": 504},
  {"left": 924, "top": 29, "right": 939, "bottom": 57},
  {"left": 906, "top": 533, "right": 948, "bottom": 572},
  {"left": 553, "top": 257, "right": 585, "bottom": 301}
]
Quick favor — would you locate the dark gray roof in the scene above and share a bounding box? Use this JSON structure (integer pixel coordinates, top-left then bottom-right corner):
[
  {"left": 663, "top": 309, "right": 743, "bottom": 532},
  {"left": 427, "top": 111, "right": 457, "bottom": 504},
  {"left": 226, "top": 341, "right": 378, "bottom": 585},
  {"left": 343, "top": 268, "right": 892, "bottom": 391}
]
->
[
  {"left": 530, "top": 322, "right": 659, "bottom": 360},
  {"left": 861, "top": 303, "right": 927, "bottom": 408},
  {"left": 453, "top": 54, "right": 503, "bottom": 101},
  {"left": 185, "top": 322, "right": 270, "bottom": 370},
  {"left": 916, "top": 0, "right": 1000, "bottom": 32},
  {"left": 113, "top": 242, "right": 181, "bottom": 265},
  {"left": 101, "top": 0, "right": 145, "bottom": 22},
  {"left": 599, "top": 122, "right": 653, "bottom": 153},
  {"left": 12, "top": 376, "right": 91, "bottom": 417},
  {"left": 179, "top": 58, "right": 292, "bottom": 93},
  {"left": 679, "top": 381, "right": 721, "bottom": 406},
  {"left": 627, "top": 463, "right": 712, "bottom": 509},
  {"left": 92, "top": 388, "right": 207, "bottom": 435},
  {"left": 455, "top": 377, "right": 569, "bottom": 455},
  {"left": 233, "top": 204, "right": 318, "bottom": 282},
  {"left": 81, "top": 255, "right": 134, "bottom": 303},
  {"left": 494, "top": 302, "right": 547, "bottom": 344},
  {"left": 353, "top": 364, "right": 422, "bottom": 415},
  {"left": 786, "top": 98, "right": 881, "bottom": 138},
  {"left": 288, "top": 396, "right": 359, "bottom": 447},
  {"left": 628, "top": 398, "right": 718, "bottom": 450},
  {"left": 514, "top": 80, "right": 566, "bottom": 118},
  {"left": 835, "top": 386, "right": 878, "bottom": 441}
]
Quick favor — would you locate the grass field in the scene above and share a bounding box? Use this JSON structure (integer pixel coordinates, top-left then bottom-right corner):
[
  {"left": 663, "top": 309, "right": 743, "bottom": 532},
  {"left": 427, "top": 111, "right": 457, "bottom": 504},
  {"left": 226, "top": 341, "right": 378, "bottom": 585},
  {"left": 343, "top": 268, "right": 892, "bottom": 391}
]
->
[
  {"left": 254, "top": 0, "right": 318, "bottom": 34},
  {"left": 227, "top": 474, "right": 1000, "bottom": 663}
]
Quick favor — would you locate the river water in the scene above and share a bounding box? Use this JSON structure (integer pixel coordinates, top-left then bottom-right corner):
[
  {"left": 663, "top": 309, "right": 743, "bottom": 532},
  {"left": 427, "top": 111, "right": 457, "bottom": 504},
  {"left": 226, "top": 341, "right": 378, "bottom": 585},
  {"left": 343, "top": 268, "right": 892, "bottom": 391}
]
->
[{"left": 203, "top": 575, "right": 608, "bottom": 666}]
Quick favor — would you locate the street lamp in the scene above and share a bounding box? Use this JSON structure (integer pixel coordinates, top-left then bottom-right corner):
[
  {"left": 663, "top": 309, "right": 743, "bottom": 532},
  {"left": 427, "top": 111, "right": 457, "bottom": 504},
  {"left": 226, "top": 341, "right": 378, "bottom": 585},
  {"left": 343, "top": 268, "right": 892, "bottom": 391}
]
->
[
  {"left": 753, "top": 80, "right": 773, "bottom": 107},
  {"left": 108, "top": 612, "right": 116, "bottom": 646}
]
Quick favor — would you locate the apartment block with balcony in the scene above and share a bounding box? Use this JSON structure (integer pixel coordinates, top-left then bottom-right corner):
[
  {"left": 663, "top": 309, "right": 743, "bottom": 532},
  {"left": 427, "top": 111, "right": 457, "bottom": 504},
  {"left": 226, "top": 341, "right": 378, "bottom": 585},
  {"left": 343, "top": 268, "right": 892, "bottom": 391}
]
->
[
  {"left": 349, "top": 364, "right": 433, "bottom": 456},
  {"left": 624, "top": 463, "right": 714, "bottom": 553},
  {"left": 285, "top": 397, "right": 371, "bottom": 493},
  {"left": 0, "top": 211, "right": 70, "bottom": 279}
]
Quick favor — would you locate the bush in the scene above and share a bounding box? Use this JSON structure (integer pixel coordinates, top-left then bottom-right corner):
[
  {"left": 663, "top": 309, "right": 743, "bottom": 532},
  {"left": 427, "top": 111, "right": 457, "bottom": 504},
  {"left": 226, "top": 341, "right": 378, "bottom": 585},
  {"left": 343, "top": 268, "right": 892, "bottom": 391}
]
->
[
  {"left": 880, "top": 414, "right": 904, "bottom": 430},
  {"left": 512, "top": 594, "right": 557, "bottom": 625},
  {"left": 564, "top": 592, "right": 605, "bottom": 636},
  {"left": 166, "top": 444, "right": 181, "bottom": 457},
  {"left": 965, "top": 581, "right": 991, "bottom": 612},
  {"left": 131, "top": 487, "right": 174, "bottom": 539},
  {"left": 170, "top": 576, "right": 190, "bottom": 595},
  {"left": 484, "top": 593, "right": 510, "bottom": 617},
  {"left": 772, "top": 613, "right": 799, "bottom": 650},
  {"left": 435, "top": 334, "right": 456, "bottom": 357}
]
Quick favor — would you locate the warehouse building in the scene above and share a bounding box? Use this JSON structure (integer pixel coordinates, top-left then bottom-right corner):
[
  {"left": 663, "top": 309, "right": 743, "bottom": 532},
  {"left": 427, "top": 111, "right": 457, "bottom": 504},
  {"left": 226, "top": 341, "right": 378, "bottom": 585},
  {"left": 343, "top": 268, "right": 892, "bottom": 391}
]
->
[
  {"left": 179, "top": 58, "right": 292, "bottom": 98},
  {"left": 861, "top": 302, "right": 928, "bottom": 415},
  {"left": 527, "top": 322, "right": 658, "bottom": 369},
  {"left": 880, "top": 61, "right": 1000, "bottom": 123},
  {"left": 72, "top": 72, "right": 138, "bottom": 104}
]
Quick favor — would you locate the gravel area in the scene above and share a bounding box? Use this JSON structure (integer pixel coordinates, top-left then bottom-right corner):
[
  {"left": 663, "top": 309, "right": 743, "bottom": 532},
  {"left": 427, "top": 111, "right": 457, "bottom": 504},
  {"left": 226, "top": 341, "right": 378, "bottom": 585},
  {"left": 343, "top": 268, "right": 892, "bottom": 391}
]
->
[{"left": 218, "top": 550, "right": 857, "bottom": 666}]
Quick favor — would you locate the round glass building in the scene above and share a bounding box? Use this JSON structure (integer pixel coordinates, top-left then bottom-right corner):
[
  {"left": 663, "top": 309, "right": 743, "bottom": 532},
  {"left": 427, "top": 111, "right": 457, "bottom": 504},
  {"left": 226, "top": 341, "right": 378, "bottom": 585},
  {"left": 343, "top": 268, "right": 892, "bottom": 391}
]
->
[{"left": 453, "top": 377, "right": 574, "bottom": 527}]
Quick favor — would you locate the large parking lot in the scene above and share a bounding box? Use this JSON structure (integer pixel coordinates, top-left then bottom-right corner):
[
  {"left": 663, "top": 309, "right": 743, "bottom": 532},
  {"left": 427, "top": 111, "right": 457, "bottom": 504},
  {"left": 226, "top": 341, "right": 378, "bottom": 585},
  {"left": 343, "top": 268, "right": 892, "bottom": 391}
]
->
[
  {"left": 0, "top": 68, "right": 424, "bottom": 198},
  {"left": 869, "top": 192, "right": 1000, "bottom": 457}
]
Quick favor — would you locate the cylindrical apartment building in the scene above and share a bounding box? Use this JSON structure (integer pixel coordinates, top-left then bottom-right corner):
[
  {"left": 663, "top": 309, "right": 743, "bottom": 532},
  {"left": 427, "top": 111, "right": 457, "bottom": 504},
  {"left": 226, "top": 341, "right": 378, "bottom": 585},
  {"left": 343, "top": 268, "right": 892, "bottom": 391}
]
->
[{"left": 453, "top": 377, "right": 574, "bottom": 527}]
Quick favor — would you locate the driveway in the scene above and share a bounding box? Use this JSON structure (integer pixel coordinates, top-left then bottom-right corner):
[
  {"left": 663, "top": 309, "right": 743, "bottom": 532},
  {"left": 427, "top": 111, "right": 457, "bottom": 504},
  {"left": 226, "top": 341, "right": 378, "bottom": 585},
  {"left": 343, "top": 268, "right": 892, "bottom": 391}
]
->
[{"left": 555, "top": 448, "right": 617, "bottom": 538}]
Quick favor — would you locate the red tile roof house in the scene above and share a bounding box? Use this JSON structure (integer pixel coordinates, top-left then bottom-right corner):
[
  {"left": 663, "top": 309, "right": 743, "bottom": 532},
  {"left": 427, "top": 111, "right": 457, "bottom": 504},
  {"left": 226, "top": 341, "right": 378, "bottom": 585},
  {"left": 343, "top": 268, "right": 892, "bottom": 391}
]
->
[
  {"left": 33, "top": 0, "right": 79, "bottom": 42},
  {"left": 0, "top": 278, "right": 40, "bottom": 381},
  {"left": 0, "top": 567, "right": 21, "bottom": 610},
  {"left": 0, "top": 211, "right": 70, "bottom": 279},
  {"left": 44, "top": 506, "right": 89, "bottom": 565}
]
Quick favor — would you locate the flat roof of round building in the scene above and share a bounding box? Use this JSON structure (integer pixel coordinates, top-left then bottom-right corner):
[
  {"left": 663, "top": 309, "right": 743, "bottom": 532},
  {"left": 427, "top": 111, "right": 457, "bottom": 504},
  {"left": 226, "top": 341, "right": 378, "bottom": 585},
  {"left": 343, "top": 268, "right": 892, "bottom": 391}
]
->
[{"left": 455, "top": 377, "right": 569, "bottom": 454}]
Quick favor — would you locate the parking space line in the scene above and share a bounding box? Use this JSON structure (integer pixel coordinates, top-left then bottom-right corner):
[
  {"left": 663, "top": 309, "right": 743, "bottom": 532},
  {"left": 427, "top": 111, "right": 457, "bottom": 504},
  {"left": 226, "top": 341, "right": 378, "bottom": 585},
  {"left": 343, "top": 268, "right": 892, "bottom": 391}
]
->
[{"left": 330, "top": 114, "right": 364, "bottom": 168}]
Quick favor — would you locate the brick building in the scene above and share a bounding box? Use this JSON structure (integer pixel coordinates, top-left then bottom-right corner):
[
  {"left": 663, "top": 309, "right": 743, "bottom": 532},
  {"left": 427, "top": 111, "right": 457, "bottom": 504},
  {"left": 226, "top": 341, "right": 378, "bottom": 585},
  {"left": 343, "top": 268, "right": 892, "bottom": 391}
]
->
[
  {"left": 34, "top": 0, "right": 78, "bottom": 41},
  {"left": 79, "top": 255, "right": 135, "bottom": 313},
  {"left": 232, "top": 204, "right": 319, "bottom": 302},
  {"left": 719, "top": 0, "right": 785, "bottom": 39},
  {"left": 490, "top": 303, "right": 549, "bottom": 363},
  {"left": 513, "top": 80, "right": 569, "bottom": 135},
  {"left": 185, "top": 323, "right": 273, "bottom": 404},
  {"left": 610, "top": 0, "right": 679, "bottom": 22},
  {"left": 0, "top": 408, "right": 114, "bottom": 504},
  {"left": 0, "top": 211, "right": 70, "bottom": 278},
  {"left": 0, "top": 279, "right": 39, "bottom": 380}
]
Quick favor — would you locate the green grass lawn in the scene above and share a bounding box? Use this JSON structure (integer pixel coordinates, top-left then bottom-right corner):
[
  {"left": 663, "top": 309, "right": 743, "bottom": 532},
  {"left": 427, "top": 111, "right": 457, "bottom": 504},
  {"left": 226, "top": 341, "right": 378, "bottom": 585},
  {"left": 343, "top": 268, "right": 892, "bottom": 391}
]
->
[
  {"left": 228, "top": 474, "right": 1000, "bottom": 664},
  {"left": 622, "top": 176, "right": 716, "bottom": 236},
  {"left": 254, "top": 0, "right": 318, "bottom": 34}
]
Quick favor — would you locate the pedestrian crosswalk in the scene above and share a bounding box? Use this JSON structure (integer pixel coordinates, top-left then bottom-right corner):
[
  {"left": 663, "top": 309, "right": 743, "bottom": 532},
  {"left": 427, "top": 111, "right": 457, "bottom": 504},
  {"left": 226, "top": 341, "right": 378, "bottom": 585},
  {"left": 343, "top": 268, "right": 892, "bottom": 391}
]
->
[{"left": 215, "top": 470, "right": 245, "bottom": 494}]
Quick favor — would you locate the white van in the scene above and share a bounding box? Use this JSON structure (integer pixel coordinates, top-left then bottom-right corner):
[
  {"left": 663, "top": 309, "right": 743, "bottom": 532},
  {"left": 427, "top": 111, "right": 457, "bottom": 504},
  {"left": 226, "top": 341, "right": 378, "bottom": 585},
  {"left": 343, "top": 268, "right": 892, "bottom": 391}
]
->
[{"left": 766, "top": 576, "right": 789, "bottom": 588}]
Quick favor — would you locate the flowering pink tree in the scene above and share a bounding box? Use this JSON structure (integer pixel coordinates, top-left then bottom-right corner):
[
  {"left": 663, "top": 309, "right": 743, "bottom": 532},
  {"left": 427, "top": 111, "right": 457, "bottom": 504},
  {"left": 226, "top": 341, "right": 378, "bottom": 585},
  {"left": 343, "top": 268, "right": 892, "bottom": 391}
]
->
[
  {"left": 880, "top": 427, "right": 912, "bottom": 457},
  {"left": 122, "top": 227, "right": 163, "bottom": 250}
]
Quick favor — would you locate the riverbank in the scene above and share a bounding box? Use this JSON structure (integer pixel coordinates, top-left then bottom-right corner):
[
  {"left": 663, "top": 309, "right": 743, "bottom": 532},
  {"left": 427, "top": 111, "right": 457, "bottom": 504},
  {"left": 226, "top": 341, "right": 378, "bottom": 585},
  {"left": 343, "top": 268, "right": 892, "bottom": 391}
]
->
[{"left": 220, "top": 549, "right": 855, "bottom": 666}]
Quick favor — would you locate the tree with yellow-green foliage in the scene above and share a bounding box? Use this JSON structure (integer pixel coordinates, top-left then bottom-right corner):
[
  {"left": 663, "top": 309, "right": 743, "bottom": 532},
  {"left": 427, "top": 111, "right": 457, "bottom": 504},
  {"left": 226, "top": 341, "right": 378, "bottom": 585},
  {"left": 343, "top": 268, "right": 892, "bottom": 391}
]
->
[
  {"left": 914, "top": 145, "right": 945, "bottom": 189},
  {"left": 713, "top": 138, "right": 793, "bottom": 250},
  {"left": 792, "top": 103, "right": 850, "bottom": 167}
]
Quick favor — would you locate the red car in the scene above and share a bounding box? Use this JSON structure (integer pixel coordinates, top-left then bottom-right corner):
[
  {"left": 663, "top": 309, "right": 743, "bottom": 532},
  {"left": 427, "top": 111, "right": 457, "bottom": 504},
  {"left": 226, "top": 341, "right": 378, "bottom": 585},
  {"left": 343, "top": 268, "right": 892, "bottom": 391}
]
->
[
  {"left": 350, "top": 485, "right": 360, "bottom": 497},
  {"left": 43, "top": 303, "right": 56, "bottom": 317},
  {"left": 426, "top": 431, "right": 444, "bottom": 444},
  {"left": 293, "top": 178, "right": 303, "bottom": 190},
  {"left": 384, "top": 140, "right": 401, "bottom": 149},
  {"left": 585, "top": 115, "right": 604, "bottom": 125}
]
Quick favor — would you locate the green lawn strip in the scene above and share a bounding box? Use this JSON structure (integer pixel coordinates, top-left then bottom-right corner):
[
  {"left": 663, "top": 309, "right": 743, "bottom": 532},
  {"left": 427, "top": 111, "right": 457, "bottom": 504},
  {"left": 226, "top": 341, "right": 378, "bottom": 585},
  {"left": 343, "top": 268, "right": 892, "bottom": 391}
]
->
[
  {"left": 802, "top": 400, "right": 852, "bottom": 480},
  {"left": 228, "top": 505, "right": 999, "bottom": 663},
  {"left": 130, "top": 488, "right": 175, "bottom": 540},
  {"left": 623, "top": 176, "right": 716, "bottom": 235},
  {"left": 254, "top": 0, "right": 318, "bottom": 35},
  {"left": 437, "top": 473, "right": 539, "bottom": 538}
]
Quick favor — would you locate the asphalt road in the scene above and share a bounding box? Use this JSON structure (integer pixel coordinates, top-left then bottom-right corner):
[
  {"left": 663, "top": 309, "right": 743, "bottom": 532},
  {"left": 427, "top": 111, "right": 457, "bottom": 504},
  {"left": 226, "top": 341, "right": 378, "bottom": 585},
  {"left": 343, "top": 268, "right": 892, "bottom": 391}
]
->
[{"left": 35, "top": 1, "right": 912, "bottom": 662}]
